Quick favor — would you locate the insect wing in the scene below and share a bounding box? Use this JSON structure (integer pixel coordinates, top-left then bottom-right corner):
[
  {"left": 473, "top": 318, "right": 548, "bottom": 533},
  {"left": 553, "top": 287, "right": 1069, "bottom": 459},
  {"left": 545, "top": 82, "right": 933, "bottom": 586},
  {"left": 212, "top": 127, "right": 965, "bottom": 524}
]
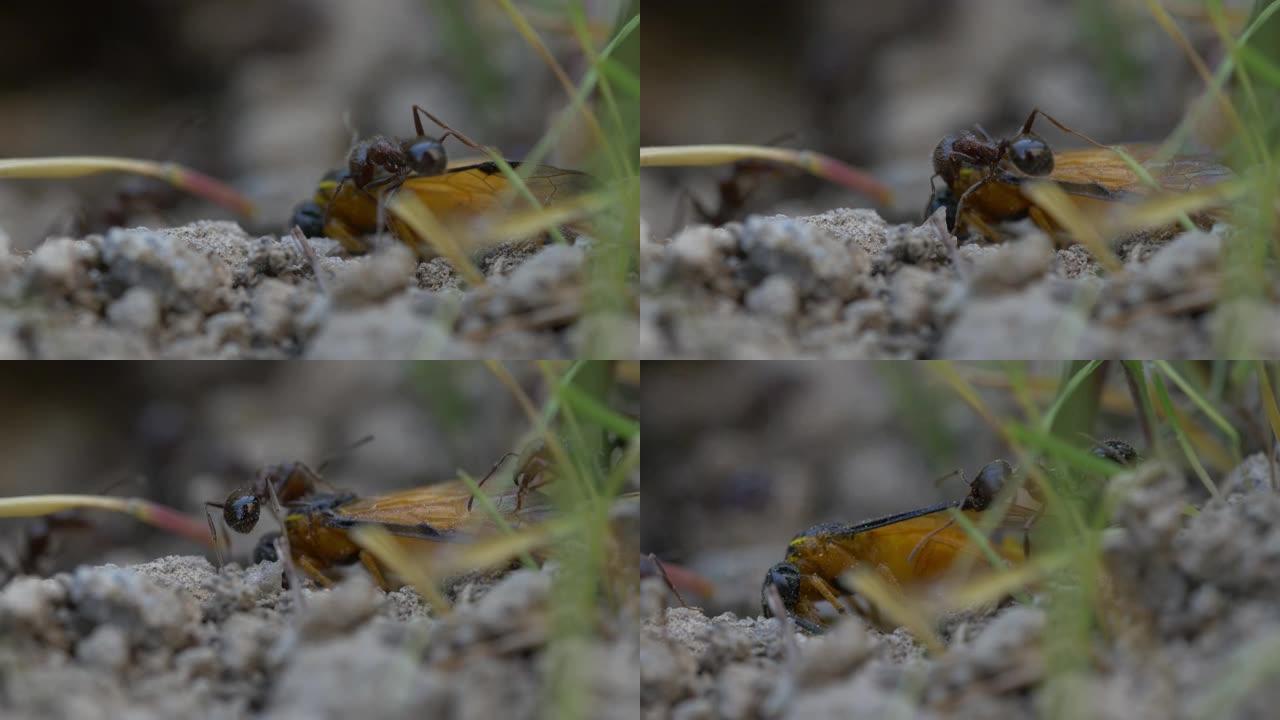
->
[
  {"left": 323, "top": 481, "right": 478, "bottom": 535},
  {"left": 1047, "top": 144, "right": 1232, "bottom": 200},
  {"left": 398, "top": 162, "right": 592, "bottom": 220}
]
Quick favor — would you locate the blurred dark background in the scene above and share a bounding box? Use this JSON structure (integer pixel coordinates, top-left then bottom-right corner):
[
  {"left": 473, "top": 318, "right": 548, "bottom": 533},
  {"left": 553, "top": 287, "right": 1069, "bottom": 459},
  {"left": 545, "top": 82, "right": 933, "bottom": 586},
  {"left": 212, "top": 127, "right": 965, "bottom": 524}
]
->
[
  {"left": 0, "top": 362, "right": 551, "bottom": 573},
  {"left": 0, "top": 0, "right": 634, "bottom": 249},
  {"left": 640, "top": 362, "right": 1154, "bottom": 618},
  {"left": 641, "top": 0, "right": 1254, "bottom": 234}
]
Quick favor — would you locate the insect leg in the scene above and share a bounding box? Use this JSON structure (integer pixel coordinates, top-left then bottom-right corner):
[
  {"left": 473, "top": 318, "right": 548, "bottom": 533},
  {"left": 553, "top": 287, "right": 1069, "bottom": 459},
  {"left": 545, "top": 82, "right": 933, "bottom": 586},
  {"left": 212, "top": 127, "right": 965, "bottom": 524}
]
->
[
  {"left": 263, "top": 480, "right": 308, "bottom": 593},
  {"left": 1026, "top": 207, "right": 1061, "bottom": 241},
  {"left": 295, "top": 554, "right": 335, "bottom": 588},
  {"left": 906, "top": 517, "right": 956, "bottom": 569},
  {"left": 274, "top": 536, "right": 307, "bottom": 608},
  {"left": 514, "top": 454, "right": 554, "bottom": 512},
  {"left": 357, "top": 550, "right": 392, "bottom": 591},
  {"left": 645, "top": 553, "right": 688, "bottom": 607},
  {"left": 806, "top": 575, "right": 849, "bottom": 616},
  {"left": 204, "top": 502, "right": 226, "bottom": 568},
  {"left": 411, "top": 105, "right": 483, "bottom": 150},
  {"left": 953, "top": 171, "right": 1006, "bottom": 240}
]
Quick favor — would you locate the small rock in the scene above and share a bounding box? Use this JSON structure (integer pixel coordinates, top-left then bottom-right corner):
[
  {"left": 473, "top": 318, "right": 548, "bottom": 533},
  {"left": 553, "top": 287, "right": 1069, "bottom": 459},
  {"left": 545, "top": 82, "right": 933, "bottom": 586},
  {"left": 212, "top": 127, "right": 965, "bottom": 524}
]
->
[
  {"left": 327, "top": 244, "right": 416, "bottom": 307},
  {"left": 106, "top": 287, "right": 161, "bottom": 334},
  {"left": 75, "top": 625, "right": 130, "bottom": 671},
  {"left": 967, "top": 232, "right": 1054, "bottom": 295},
  {"left": 745, "top": 275, "right": 800, "bottom": 320}
]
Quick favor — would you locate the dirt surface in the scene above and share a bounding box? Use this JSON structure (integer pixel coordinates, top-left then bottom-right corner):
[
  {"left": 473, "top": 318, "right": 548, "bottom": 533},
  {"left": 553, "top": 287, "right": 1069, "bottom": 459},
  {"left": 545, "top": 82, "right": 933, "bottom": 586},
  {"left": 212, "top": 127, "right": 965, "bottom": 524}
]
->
[
  {"left": 0, "top": 555, "right": 639, "bottom": 720},
  {"left": 640, "top": 453, "right": 1280, "bottom": 719},
  {"left": 0, "top": 222, "right": 634, "bottom": 358},
  {"left": 640, "top": 209, "right": 1266, "bottom": 358}
]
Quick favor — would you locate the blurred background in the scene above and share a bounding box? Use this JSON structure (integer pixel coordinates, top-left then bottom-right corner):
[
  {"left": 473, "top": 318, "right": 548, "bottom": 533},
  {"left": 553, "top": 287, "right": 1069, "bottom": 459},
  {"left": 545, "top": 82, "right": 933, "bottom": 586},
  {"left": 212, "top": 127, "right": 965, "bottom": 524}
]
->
[
  {"left": 0, "top": 361, "right": 635, "bottom": 577},
  {"left": 640, "top": 361, "right": 1273, "bottom": 619},
  {"left": 641, "top": 0, "right": 1261, "bottom": 235},
  {"left": 0, "top": 0, "right": 637, "bottom": 250}
]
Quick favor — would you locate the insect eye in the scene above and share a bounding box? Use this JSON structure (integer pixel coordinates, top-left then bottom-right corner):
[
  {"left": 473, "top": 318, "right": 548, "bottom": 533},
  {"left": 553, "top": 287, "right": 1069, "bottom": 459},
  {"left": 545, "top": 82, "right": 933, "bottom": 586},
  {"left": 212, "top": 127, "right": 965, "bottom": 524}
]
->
[
  {"left": 762, "top": 562, "right": 802, "bottom": 616},
  {"left": 1008, "top": 133, "right": 1054, "bottom": 175},
  {"left": 289, "top": 201, "right": 326, "bottom": 238},
  {"left": 252, "top": 532, "right": 282, "bottom": 564},
  {"left": 968, "top": 459, "right": 1012, "bottom": 510},
  {"left": 924, "top": 184, "right": 956, "bottom": 228},
  {"left": 223, "top": 492, "right": 260, "bottom": 533},
  {"left": 402, "top": 139, "right": 446, "bottom": 175}
]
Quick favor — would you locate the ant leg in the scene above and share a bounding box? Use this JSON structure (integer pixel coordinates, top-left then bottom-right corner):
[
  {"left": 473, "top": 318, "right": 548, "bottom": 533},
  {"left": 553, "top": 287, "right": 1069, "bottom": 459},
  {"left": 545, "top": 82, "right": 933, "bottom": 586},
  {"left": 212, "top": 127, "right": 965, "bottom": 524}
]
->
[
  {"left": 264, "top": 480, "right": 309, "bottom": 596},
  {"left": 204, "top": 502, "right": 226, "bottom": 568},
  {"left": 906, "top": 518, "right": 955, "bottom": 568},
  {"left": 646, "top": 554, "right": 688, "bottom": 607},
  {"left": 275, "top": 537, "right": 307, "bottom": 608},
  {"left": 953, "top": 176, "right": 992, "bottom": 238},
  {"left": 514, "top": 456, "right": 554, "bottom": 513},
  {"left": 412, "top": 105, "right": 483, "bottom": 149}
]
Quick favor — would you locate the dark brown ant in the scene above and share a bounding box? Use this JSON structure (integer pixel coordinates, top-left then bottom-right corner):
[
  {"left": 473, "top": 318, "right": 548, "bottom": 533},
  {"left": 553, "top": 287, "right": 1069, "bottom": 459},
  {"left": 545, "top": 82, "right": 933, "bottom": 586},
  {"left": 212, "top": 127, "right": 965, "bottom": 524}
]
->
[
  {"left": 203, "top": 436, "right": 373, "bottom": 565},
  {"left": 293, "top": 106, "right": 486, "bottom": 246},
  {"left": 928, "top": 108, "right": 1087, "bottom": 234},
  {"left": 345, "top": 105, "right": 482, "bottom": 193}
]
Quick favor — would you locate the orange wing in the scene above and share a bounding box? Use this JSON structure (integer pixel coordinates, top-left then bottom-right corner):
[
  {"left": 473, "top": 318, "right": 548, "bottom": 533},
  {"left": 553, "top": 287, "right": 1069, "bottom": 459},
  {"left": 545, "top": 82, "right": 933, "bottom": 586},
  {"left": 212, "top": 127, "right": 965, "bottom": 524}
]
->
[
  {"left": 328, "top": 481, "right": 485, "bottom": 535},
  {"left": 1048, "top": 144, "right": 1233, "bottom": 199},
  {"left": 854, "top": 511, "right": 1026, "bottom": 585},
  {"left": 396, "top": 161, "right": 592, "bottom": 219},
  {"left": 325, "top": 479, "right": 549, "bottom": 539}
]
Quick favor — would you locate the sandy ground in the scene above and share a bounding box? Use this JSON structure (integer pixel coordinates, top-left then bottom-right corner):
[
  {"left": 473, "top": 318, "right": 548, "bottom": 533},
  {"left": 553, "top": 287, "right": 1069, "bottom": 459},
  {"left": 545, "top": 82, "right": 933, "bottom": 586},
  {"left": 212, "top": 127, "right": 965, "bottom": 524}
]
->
[
  {"left": 640, "top": 452, "right": 1280, "bottom": 719},
  {"left": 639, "top": 209, "right": 1270, "bottom": 358},
  {"left": 0, "top": 222, "right": 635, "bottom": 359},
  {"left": 0, "top": 555, "right": 639, "bottom": 720}
]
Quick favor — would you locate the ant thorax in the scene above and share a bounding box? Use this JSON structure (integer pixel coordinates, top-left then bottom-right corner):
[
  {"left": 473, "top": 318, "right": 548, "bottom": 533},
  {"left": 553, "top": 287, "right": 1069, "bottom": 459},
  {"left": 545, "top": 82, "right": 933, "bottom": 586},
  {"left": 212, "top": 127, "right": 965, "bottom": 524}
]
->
[
  {"left": 347, "top": 136, "right": 409, "bottom": 189},
  {"left": 346, "top": 134, "right": 449, "bottom": 190}
]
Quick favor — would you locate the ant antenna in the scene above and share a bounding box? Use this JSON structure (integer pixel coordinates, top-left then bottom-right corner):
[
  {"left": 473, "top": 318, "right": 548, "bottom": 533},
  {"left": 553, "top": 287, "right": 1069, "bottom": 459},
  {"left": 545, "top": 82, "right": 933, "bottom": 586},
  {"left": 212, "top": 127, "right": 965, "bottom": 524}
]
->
[
  {"left": 341, "top": 109, "right": 360, "bottom": 147},
  {"left": 1020, "top": 108, "right": 1108, "bottom": 150},
  {"left": 466, "top": 452, "right": 520, "bottom": 512},
  {"left": 203, "top": 501, "right": 227, "bottom": 567},
  {"left": 316, "top": 435, "right": 375, "bottom": 474}
]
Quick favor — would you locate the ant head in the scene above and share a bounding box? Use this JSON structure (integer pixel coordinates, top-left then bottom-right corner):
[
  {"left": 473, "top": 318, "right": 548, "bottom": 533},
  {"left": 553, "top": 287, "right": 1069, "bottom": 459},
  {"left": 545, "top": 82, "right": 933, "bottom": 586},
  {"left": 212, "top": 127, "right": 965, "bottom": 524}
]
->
[
  {"left": 761, "top": 562, "right": 802, "bottom": 618},
  {"left": 965, "top": 459, "right": 1013, "bottom": 511},
  {"left": 1091, "top": 439, "right": 1137, "bottom": 466},
  {"left": 1007, "top": 132, "right": 1055, "bottom": 176},
  {"left": 931, "top": 134, "right": 959, "bottom": 179},
  {"left": 221, "top": 489, "right": 261, "bottom": 534},
  {"left": 400, "top": 137, "right": 447, "bottom": 177}
]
